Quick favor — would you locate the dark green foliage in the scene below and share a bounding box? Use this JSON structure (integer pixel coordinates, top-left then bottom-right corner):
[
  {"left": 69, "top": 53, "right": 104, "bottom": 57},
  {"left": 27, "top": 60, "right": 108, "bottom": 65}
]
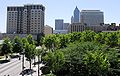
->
[
  {"left": 43, "top": 50, "right": 65, "bottom": 73},
  {"left": 83, "top": 50, "right": 110, "bottom": 76},
  {"left": 37, "top": 33, "right": 44, "bottom": 46},
  {"left": 56, "top": 34, "right": 69, "bottom": 48},
  {"left": 80, "top": 30, "right": 96, "bottom": 42},
  {"left": 12, "top": 36, "right": 23, "bottom": 54},
  {"left": 67, "top": 32, "right": 81, "bottom": 42},
  {"left": 27, "top": 34, "right": 35, "bottom": 45},
  {"left": 1, "top": 30, "right": 120, "bottom": 76},
  {"left": 60, "top": 42, "right": 110, "bottom": 76},
  {"left": 94, "top": 32, "right": 107, "bottom": 44},
  {"left": 104, "top": 32, "right": 118, "bottom": 47},
  {"left": 1, "top": 37, "right": 12, "bottom": 60}
]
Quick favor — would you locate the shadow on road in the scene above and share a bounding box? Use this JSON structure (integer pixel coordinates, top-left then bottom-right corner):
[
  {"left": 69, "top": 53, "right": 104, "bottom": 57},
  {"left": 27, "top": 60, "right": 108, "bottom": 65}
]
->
[
  {"left": 10, "top": 55, "right": 20, "bottom": 59},
  {"left": 32, "top": 61, "right": 42, "bottom": 65},
  {"left": 20, "top": 69, "right": 36, "bottom": 75},
  {"left": 0, "top": 60, "right": 10, "bottom": 64}
]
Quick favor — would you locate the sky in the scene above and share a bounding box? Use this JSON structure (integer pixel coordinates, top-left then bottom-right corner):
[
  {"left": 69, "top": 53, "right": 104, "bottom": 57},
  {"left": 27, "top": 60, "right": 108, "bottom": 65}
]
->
[{"left": 0, "top": 0, "right": 120, "bottom": 33}]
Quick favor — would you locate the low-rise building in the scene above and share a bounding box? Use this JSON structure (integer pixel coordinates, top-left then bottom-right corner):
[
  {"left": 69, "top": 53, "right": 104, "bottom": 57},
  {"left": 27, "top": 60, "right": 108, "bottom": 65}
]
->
[
  {"left": 2, "top": 33, "right": 37, "bottom": 40},
  {"left": 53, "top": 30, "right": 68, "bottom": 34},
  {"left": 63, "top": 23, "right": 70, "bottom": 30},
  {"left": 86, "top": 25, "right": 108, "bottom": 32},
  {"left": 44, "top": 25, "right": 53, "bottom": 36},
  {"left": 68, "top": 23, "right": 86, "bottom": 33},
  {"left": 68, "top": 23, "right": 110, "bottom": 33}
]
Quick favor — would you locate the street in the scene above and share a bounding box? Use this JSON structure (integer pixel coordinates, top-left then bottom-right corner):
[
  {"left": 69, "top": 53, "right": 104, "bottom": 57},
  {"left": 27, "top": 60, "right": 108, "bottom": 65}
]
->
[{"left": 0, "top": 56, "right": 43, "bottom": 76}]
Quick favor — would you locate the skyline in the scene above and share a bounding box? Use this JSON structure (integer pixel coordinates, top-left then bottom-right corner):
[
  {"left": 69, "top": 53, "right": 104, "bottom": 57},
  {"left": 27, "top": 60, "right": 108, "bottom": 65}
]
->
[{"left": 0, "top": 0, "right": 120, "bottom": 33}]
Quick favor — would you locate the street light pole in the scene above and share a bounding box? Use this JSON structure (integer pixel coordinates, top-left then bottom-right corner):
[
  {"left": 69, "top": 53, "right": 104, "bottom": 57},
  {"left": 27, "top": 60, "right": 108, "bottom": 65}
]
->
[
  {"left": 38, "top": 55, "right": 40, "bottom": 76},
  {"left": 22, "top": 49, "right": 25, "bottom": 76},
  {"left": 36, "top": 46, "right": 42, "bottom": 76}
]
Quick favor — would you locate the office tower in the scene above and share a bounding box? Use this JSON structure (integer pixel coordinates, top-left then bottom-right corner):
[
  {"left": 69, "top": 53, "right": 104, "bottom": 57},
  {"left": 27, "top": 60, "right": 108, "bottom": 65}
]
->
[
  {"left": 7, "top": 4, "right": 45, "bottom": 34},
  {"left": 7, "top": 7, "right": 23, "bottom": 34},
  {"left": 71, "top": 6, "right": 80, "bottom": 23},
  {"left": 63, "top": 23, "right": 69, "bottom": 30},
  {"left": 73, "top": 6, "right": 80, "bottom": 23},
  {"left": 80, "top": 10, "right": 104, "bottom": 26},
  {"left": 55, "top": 19, "right": 64, "bottom": 30},
  {"left": 71, "top": 16, "right": 74, "bottom": 24}
]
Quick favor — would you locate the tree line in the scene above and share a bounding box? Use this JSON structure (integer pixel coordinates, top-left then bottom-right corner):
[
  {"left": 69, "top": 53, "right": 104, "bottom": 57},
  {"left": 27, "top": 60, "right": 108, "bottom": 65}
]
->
[
  {"left": 0, "top": 34, "right": 43, "bottom": 71},
  {"left": 1, "top": 30, "right": 120, "bottom": 76},
  {"left": 41, "top": 30, "right": 120, "bottom": 76}
]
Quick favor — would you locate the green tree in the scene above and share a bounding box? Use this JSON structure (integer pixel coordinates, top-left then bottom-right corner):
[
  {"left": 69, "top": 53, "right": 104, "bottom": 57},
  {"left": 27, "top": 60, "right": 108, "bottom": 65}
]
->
[
  {"left": 43, "top": 50, "right": 65, "bottom": 74},
  {"left": 57, "top": 34, "right": 69, "bottom": 49},
  {"left": 35, "top": 47, "right": 45, "bottom": 76},
  {"left": 27, "top": 34, "right": 35, "bottom": 45},
  {"left": 22, "top": 37, "right": 28, "bottom": 49},
  {"left": 36, "top": 33, "right": 45, "bottom": 46},
  {"left": 61, "top": 42, "right": 112, "bottom": 76},
  {"left": 104, "top": 32, "right": 118, "bottom": 47},
  {"left": 80, "top": 30, "right": 96, "bottom": 42},
  {"left": 67, "top": 32, "right": 81, "bottom": 43},
  {"left": 1, "top": 37, "right": 12, "bottom": 60},
  {"left": 83, "top": 50, "right": 110, "bottom": 76},
  {"left": 24, "top": 43, "right": 35, "bottom": 69},
  {"left": 94, "top": 32, "right": 107, "bottom": 44},
  {"left": 43, "top": 34, "right": 58, "bottom": 50},
  {"left": 12, "top": 36, "right": 23, "bottom": 54},
  {"left": 41, "top": 31, "right": 120, "bottom": 76}
]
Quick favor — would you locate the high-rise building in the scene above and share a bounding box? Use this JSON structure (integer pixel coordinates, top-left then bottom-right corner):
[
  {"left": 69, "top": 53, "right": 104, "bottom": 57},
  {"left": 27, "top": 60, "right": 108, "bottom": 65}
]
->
[
  {"left": 80, "top": 10, "right": 104, "bottom": 26},
  {"left": 63, "top": 23, "right": 69, "bottom": 30},
  {"left": 71, "top": 6, "right": 80, "bottom": 23},
  {"left": 71, "top": 16, "right": 74, "bottom": 24},
  {"left": 55, "top": 19, "right": 64, "bottom": 30},
  {"left": 7, "top": 4, "right": 45, "bottom": 34},
  {"left": 74, "top": 6, "right": 80, "bottom": 23}
]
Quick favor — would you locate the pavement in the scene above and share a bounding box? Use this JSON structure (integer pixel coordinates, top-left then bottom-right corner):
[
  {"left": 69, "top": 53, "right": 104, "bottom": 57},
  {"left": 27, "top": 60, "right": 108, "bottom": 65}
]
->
[{"left": 0, "top": 55, "right": 44, "bottom": 76}]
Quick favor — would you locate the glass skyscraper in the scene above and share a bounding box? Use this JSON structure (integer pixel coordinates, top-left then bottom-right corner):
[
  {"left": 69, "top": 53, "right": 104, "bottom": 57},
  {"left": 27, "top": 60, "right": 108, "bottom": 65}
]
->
[
  {"left": 73, "top": 6, "right": 80, "bottom": 23},
  {"left": 71, "top": 6, "right": 80, "bottom": 23}
]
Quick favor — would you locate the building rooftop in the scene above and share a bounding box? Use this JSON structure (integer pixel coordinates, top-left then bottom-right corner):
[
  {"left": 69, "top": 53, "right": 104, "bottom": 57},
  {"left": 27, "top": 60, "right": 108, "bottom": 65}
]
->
[
  {"left": 7, "top": 4, "right": 45, "bottom": 8},
  {"left": 81, "top": 10, "right": 102, "bottom": 12}
]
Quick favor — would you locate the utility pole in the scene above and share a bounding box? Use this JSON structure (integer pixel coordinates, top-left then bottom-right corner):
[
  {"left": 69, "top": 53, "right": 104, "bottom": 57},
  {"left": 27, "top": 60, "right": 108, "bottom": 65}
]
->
[
  {"left": 22, "top": 49, "right": 25, "bottom": 76},
  {"left": 38, "top": 55, "right": 40, "bottom": 76}
]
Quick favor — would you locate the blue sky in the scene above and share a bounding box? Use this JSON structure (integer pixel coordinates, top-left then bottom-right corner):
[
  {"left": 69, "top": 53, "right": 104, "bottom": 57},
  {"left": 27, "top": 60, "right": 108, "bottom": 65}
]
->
[{"left": 0, "top": 0, "right": 120, "bottom": 33}]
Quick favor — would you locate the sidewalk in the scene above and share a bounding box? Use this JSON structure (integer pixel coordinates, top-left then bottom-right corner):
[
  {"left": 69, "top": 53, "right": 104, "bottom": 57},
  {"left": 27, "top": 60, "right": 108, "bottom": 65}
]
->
[{"left": 32, "top": 63, "right": 45, "bottom": 76}]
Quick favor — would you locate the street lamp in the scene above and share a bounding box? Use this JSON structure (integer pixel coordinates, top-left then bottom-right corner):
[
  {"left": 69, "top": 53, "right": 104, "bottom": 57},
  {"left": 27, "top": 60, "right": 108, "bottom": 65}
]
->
[{"left": 21, "top": 49, "right": 25, "bottom": 76}]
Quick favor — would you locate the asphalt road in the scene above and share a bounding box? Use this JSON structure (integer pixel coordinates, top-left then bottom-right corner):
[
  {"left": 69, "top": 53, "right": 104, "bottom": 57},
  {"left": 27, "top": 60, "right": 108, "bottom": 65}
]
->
[{"left": 0, "top": 56, "right": 40, "bottom": 76}]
